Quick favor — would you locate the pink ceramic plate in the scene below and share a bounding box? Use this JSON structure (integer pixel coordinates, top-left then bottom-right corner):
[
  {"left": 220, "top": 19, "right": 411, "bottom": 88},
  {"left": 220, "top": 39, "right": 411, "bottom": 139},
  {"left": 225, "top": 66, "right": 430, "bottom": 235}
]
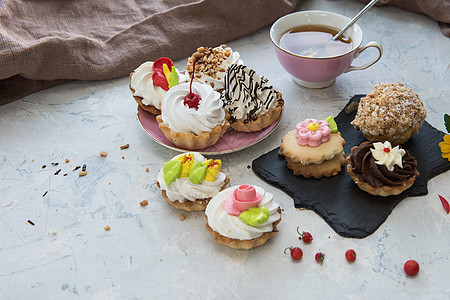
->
[{"left": 137, "top": 106, "right": 283, "bottom": 155}]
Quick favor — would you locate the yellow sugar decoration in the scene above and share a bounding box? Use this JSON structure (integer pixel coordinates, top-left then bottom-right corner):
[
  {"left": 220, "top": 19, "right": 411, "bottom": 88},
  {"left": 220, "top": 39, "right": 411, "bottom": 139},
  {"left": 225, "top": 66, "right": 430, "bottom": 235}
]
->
[
  {"left": 176, "top": 153, "right": 195, "bottom": 177},
  {"left": 308, "top": 122, "right": 319, "bottom": 131},
  {"left": 163, "top": 63, "right": 171, "bottom": 84},
  {"left": 204, "top": 159, "right": 221, "bottom": 182}
]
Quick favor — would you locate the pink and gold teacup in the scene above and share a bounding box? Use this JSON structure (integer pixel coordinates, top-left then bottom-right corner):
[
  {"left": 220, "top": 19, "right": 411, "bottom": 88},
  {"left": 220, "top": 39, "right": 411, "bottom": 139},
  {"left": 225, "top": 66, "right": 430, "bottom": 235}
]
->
[{"left": 270, "top": 10, "right": 383, "bottom": 88}]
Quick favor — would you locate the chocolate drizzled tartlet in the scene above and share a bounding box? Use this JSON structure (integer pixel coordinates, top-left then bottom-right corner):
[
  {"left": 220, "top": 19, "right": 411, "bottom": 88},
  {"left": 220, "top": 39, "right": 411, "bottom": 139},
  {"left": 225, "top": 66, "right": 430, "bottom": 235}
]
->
[
  {"left": 346, "top": 141, "right": 419, "bottom": 196},
  {"left": 221, "top": 64, "right": 284, "bottom": 132}
]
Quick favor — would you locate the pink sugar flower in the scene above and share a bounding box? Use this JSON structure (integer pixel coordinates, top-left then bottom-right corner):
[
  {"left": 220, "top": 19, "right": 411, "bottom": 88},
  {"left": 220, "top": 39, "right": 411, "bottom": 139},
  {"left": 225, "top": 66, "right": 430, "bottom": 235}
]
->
[{"left": 296, "top": 119, "right": 332, "bottom": 147}]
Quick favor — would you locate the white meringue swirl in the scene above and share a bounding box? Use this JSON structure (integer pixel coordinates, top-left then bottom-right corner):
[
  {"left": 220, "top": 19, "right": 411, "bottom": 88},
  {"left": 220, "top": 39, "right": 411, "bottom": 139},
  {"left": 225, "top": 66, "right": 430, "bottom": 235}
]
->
[
  {"left": 160, "top": 82, "right": 226, "bottom": 135},
  {"left": 157, "top": 153, "right": 227, "bottom": 203},
  {"left": 130, "top": 61, "right": 186, "bottom": 109}
]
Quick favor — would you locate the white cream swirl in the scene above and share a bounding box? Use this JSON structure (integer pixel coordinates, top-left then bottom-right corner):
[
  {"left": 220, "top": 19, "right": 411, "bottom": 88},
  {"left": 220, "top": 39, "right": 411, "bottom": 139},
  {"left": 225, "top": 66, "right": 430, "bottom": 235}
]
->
[
  {"left": 130, "top": 61, "right": 186, "bottom": 109},
  {"left": 193, "top": 46, "right": 243, "bottom": 91},
  {"left": 221, "top": 64, "right": 279, "bottom": 123},
  {"left": 160, "top": 82, "right": 226, "bottom": 135},
  {"left": 157, "top": 153, "right": 227, "bottom": 203},
  {"left": 205, "top": 185, "right": 281, "bottom": 240},
  {"left": 370, "top": 141, "right": 406, "bottom": 171}
]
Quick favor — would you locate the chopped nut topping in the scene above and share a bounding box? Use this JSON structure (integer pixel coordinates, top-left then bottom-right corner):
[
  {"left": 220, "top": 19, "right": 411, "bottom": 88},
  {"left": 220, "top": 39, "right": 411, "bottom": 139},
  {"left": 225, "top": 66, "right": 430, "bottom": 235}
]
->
[
  {"left": 100, "top": 151, "right": 107, "bottom": 157},
  {"left": 179, "top": 214, "right": 186, "bottom": 221},
  {"left": 140, "top": 200, "right": 149, "bottom": 206},
  {"left": 78, "top": 171, "right": 87, "bottom": 176},
  {"left": 120, "top": 144, "right": 129, "bottom": 149},
  {"left": 351, "top": 83, "right": 427, "bottom": 142},
  {"left": 65, "top": 158, "right": 70, "bottom": 163},
  {"left": 186, "top": 44, "right": 234, "bottom": 80},
  {"left": 104, "top": 226, "right": 111, "bottom": 231}
]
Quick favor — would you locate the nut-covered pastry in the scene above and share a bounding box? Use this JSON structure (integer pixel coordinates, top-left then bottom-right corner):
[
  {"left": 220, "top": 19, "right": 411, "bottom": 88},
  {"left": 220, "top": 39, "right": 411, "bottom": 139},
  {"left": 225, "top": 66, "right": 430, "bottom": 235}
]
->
[
  {"left": 205, "top": 184, "right": 281, "bottom": 249},
  {"left": 351, "top": 83, "right": 427, "bottom": 145},
  {"left": 186, "top": 45, "right": 243, "bottom": 91},
  {"left": 280, "top": 117, "right": 346, "bottom": 178},
  {"left": 221, "top": 64, "right": 284, "bottom": 132},
  {"left": 346, "top": 141, "right": 419, "bottom": 196},
  {"left": 157, "top": 153, "right": 230, "bottom": 211}
]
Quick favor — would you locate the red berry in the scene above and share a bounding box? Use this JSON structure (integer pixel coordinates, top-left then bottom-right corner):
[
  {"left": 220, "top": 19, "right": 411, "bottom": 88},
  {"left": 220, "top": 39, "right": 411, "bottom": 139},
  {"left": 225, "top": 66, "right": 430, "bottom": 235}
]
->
[
  {"left": 404, "top": 260, "right": 420, "bottom": 276},
  {"left": 345, "top": 249, "right": 357, "bottom": 262},
  {"left": 296, "top": 226, "right": 313, "bottom": 243},
  {"left": 184, "top": 58, "right": 201, "bottom": 110},
  {"left": 315, "top": 252, "right": 325, "bottom": 265},
  {"left": 284, "top": 247, "right": 303, "bottom": 260},
  {"left": 302, "top": 232, "right": 313, "bottom": 243},
  {"left": 290, "top": 247, "right": 303, "bottom": 260},
  {"left": 184, "top": 93, "right": 201, "bottom": 109}
]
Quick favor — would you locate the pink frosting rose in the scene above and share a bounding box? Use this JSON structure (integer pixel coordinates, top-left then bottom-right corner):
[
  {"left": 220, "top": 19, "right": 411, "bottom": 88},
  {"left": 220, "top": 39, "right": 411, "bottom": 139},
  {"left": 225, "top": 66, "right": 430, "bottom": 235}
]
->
[{"left": 296, "top": 119, "right": 332, "bottom": 147}]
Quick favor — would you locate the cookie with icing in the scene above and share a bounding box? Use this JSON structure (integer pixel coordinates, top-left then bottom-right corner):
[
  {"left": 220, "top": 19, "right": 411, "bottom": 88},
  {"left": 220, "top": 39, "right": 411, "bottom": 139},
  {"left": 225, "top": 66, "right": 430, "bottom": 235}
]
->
[{"left": 280, "top": 117, "right": 346, "bottom": 179}]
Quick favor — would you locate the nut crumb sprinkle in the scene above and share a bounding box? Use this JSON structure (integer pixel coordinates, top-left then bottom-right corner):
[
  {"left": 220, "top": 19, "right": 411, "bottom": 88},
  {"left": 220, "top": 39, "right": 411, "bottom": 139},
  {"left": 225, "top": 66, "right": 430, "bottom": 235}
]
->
[
  {"left": 100, "top": 151, "right": 107, "bottom": 157},
  {"left": 140, "top": 200, "right": 149, "bottom": 206},
  {"left": 351, "top": 83, "right": 426, "bottom": 143},
  {"left": 104, "top": 226, "right": 111, "bottom": 231},
  {"left": 179, "top": 214, "right": 186, "bottom": 221},
  {"left": 186, "top": 44, "right": 232, "bottom": 80},
  {"left": 65, "top": 158, "right": 70, "bottom": 163},
  {"left": 120, "top": 144, "right": 129, "bottom": 149}
]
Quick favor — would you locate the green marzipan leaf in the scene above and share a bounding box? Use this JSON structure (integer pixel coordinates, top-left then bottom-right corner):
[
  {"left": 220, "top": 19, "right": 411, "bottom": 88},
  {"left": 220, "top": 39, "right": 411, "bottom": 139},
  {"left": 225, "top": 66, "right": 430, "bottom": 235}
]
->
[{"left": 445, "top": 114, "right": 450, "bottom": 133}]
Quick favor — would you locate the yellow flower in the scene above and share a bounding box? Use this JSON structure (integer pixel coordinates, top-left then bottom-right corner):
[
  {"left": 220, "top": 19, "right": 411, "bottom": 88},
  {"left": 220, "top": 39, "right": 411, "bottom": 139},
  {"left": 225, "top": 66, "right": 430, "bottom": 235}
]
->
[{"left": 439, "top": 134, "right": 450, "bottom": 161}]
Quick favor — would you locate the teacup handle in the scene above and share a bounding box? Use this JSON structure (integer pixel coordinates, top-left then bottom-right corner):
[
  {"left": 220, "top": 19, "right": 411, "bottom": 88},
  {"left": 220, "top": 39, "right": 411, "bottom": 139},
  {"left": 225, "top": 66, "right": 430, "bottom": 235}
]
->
[{"left": 345, "top": 41, "right": 383, "bottom": 73}]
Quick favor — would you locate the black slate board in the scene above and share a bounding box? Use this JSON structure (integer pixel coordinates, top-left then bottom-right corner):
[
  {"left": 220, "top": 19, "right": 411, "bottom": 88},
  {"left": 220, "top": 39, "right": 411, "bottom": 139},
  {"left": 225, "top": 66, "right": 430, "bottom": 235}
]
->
[{"left": 252, "top": 95, "right": 450, "bottom": 238}]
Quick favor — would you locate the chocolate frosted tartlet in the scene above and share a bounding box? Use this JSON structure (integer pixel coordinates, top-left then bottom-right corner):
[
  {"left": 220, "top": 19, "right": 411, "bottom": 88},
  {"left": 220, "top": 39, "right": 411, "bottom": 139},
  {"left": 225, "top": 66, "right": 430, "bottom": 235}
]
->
[
  {"left": 346, "top": 141, "right": 419, "bottom": 196},
  {"left": 221, "top": 64, "right": 284, "bottom": 132}
]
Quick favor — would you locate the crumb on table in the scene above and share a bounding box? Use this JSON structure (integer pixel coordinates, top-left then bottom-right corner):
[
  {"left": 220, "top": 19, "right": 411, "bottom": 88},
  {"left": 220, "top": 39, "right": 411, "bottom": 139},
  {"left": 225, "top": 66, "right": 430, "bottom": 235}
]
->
[{"left": 140, "top": 200, "right": 149, "bottom": 206}]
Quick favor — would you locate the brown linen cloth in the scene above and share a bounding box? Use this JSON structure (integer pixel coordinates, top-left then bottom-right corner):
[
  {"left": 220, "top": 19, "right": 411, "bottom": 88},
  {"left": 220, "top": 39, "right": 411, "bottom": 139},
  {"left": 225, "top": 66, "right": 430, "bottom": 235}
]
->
[
  {"left": 0, "top": 0, "right": 301, "bottom": 105},
  {"left": 361, "top": 0, "right": 450, "bottom": 35},
  {"left": 1, "top": 0, "right": 448, "bottom": 105}
]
